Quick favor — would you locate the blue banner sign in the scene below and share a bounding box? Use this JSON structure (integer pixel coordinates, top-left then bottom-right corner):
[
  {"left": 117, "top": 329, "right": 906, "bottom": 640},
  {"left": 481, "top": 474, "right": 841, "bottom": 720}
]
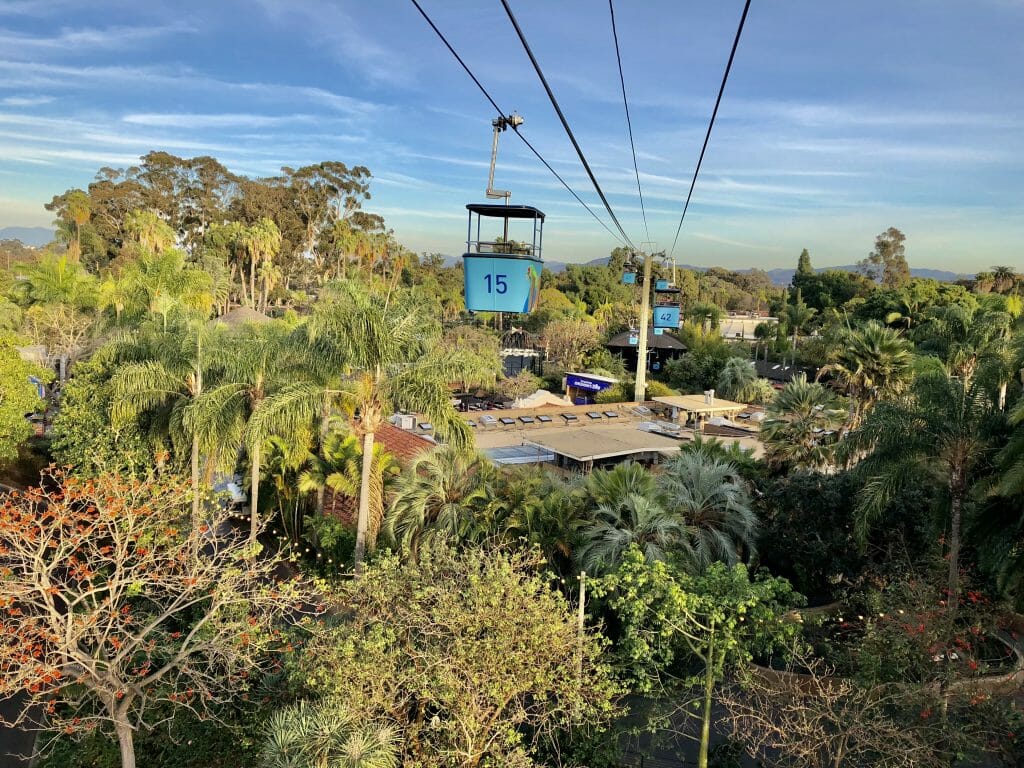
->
[
  {"left": 653, "top": 306, "right": 680, "bottom": 328},
  {"left": 463, "top": 254, "right": 542, "bottom": 313},
  {"left": 566, "top": 374, "right": 614, "bottom": 393}
]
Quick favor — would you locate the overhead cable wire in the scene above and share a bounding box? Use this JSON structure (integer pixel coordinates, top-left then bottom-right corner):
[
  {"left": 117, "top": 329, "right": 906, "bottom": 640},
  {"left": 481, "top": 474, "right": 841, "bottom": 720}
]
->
[
  {"left": 499, "top": 0, "right": 637, "bottom": 249},
  {"left": 408, "top": 0, "right": 627, "bottom": 247},
  {"left": 669, "top": 0, "right": 752, "bottom": 258},
  {"left": 609, "top": 0, "right": 650, "bottom": 247}
]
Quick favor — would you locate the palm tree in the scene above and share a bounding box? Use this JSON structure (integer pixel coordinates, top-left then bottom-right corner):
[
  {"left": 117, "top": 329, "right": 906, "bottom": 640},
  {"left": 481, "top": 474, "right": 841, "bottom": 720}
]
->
[
  {"left": 578, "top": 493, "right": 687, "bottom": 576},
  {"left": 584, "top": 461, "right": 657, "bottom": 509},
  {"left": 184, "top": 322, "right": 297, "bottom": 541},
  {"left": 914, "top": 305, "right": 1012, "bottom": 384},
  {"left": 753, "top": 321, "right": 775, "bottom": 363},
  {"left": 307, "top": 281, "right": 479, "bottom": 570},
  {"left": 499, "top": 471, "right": 587, "bottom": 574},
  {"left": 992, "top": 265, "right": 1016, "bottom": 294},
  {"left": 124, "top": 209, "right": 176, "bottom": 254},
  {"left": 299, "top": 421, "right": 399, "bottom": 546},
  {"left": 242, "top": 218, "right": 282, "bottom": 309},
  {"left": 18, "top": 253, "right": 97, "bottom": 308},
  {"left": 111, "top": 321, "right": 218, "bottom": 524},
  {"left": 782, "top": 290, "right": 816, "bottom": 348},
  {"left": 120, "top": 248, "right": 214, "bottom": 329},
  {"left": 384, "top": 446, "right": 492, "bottom": 559},
  {"left": 658, "top": 452, "right": 758, "bottom": 572},
  {"left": 817, "top": 321, "right": 913, "bottom": 428},
  {"left": 716, "top": 357, "right": 759, "bottom": 402},
  {"left": 842, "top": 360, "right": 997, "bottom": 607},
  {"left": 261, "top": 698, "right": 398, "bottom": 768},
  {"left": 760, "top": 374, "right": 847, "bottom": 471}
]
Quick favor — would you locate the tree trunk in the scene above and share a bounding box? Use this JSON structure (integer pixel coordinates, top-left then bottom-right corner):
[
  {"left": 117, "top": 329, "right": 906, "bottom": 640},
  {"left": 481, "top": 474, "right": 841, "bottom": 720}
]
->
[
  {"left": 249, "top": 440, "right": 261, "bottom": 542},
  {"left": 999, "top": 380, "right": 1008, "bottom": 411},
  {"left": 191, "top": 433, "right": 201, "bottom": 527},
  {"left": 353, "top": 430, "right": 376, "bottom": 574},
  {"left": 249, "top": 257, "right": 257, "bottom": 309},
  {"left": 316, "top": 399, "right": 331, "bottom": 516},
  {"left": 698, "top": 649, "right": 715, "bottom": 768},
  {"left": 948, "top": 469, "right": 964, "bottom": 611},
  {"left": 114, "top": 718, "right": 135, "bottom": 768}
]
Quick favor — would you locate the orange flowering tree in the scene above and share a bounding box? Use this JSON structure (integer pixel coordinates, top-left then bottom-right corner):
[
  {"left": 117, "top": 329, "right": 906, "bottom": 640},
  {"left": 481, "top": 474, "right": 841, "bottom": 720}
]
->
[{"left": 0, "top": 470, "right": 319, "bottom": 768}]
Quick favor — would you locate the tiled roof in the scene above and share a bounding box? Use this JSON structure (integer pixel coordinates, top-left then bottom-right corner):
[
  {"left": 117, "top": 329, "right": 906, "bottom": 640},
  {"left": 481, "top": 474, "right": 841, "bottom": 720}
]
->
[{"left": 375, "top": 423, "right": 435, "bottom": 463}]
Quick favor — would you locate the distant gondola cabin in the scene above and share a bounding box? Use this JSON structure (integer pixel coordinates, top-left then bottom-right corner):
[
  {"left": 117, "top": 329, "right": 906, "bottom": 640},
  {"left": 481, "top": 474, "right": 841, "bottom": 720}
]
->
[{"left": 462, "top": 204, "right": 544, "bottom": 313}]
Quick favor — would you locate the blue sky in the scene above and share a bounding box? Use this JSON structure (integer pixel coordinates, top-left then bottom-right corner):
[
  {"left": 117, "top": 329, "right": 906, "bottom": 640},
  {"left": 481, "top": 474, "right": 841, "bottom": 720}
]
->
[{"left": 0, "top": 0, "right": 1022, "bottom": 271}]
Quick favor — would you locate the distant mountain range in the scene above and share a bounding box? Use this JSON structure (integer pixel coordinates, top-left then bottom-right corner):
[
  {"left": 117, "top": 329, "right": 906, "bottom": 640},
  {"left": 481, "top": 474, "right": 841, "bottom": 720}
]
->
[
  {"left": 0, "top": 227, "right": 54, "bottom": 247},
  {"left": 440, "top": 253, "right": 967, "bottom": 283},
  {"left": 573, "top": 256, "right": 969, "bottom": 285}
]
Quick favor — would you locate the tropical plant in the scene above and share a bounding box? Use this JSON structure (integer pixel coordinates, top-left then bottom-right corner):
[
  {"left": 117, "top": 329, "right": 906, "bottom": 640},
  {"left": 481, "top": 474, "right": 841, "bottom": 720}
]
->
[
  {"left": 110, "top": 320, "right": 219, "bottom": 523},
  {"left": 384, "top": 446, "right": 492, "bottom": 558},
  {"left": 578, "top": 492, "right": 688, "bottom": 576},
  {"left": 118, "top": 247, "right": 214, "bottom": 327},
  {"left": 242, "top": 218, "right": 282, "bottom": 310},
  {"left": 300, "top": 420, "right": 399, "bottom": 548},
  {"left": 817, "top": 321, "right": 913, "bottom": 427},
  {"left": 760, "top": 374, "right": 847, "bottom": 471},
  {"left": 304, "top": 280, "right": 478, "bottom": 570},
  {"left": 716, "top": 356, "right": 755, "bottom": 399},
  {"left": 16, "top": 253, "right": 97, "bottom": 308},
  {"left": 659, "top": 452, "right": 759, "bottom": 571},
  {"left": 184, "top": 321, "right": 297, "bottom": 540},
  {"left": 842, "top": 359, "right": 998, "bottom": 607},
  {"left": 782, "top": 290, "right": 816, "bottom": 348},
  {"left": 261, "top": 699, "right": 398, "bottom": 768}
]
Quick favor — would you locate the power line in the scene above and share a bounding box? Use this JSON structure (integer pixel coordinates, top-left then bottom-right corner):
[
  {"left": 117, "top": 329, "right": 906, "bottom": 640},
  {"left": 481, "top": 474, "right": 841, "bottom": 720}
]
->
[
  {"left": 407, "top": 0, "right": 628, "bottom": 247},
  {"left": 609, "top": 0, "right": 650, "bottom": 247},
  {"left": 669, "top": 0, "right": 752, "bottom": 258},
  {"left": 499, "top": 0, "right": 636, "bottom": 249}
]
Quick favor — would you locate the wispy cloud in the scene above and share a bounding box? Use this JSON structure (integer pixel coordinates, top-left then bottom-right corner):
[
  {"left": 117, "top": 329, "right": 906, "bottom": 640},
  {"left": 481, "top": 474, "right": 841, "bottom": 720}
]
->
[
  {"left": 254, "top": 0, "right": 410, "bottom": 87},
  {"left": 0, "top": 60, "right": 384, "bottom": 117},
  {"left": 0, "top": 23, "right": 195, "bottom": 51},
  {"left": 0, "top": 95, "right": 53, "bottom": 106},
  {"left": 122, "top": 112, "right": 323, "bottom": 128}
]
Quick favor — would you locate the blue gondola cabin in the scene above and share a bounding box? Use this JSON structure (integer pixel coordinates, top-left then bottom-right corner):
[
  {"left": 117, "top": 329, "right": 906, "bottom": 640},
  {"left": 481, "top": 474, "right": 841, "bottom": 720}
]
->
[{"left": 462, "top": 204, "right": 544, "bottom": 313}]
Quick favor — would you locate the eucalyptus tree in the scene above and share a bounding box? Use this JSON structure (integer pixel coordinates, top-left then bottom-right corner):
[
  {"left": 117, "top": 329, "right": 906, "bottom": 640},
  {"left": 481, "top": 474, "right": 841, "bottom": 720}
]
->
[
  {"left": 842, "top": 359, "right": 999, "bottom": 607},
  {"left": 817, "top": 321, "right": 913, "bottom": 428},
  {"left": 183, "top": 321, "right": 298, "bottom": 540},
  {"left": 760, "top": 374, "right": 847, "bottom": 471}
]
